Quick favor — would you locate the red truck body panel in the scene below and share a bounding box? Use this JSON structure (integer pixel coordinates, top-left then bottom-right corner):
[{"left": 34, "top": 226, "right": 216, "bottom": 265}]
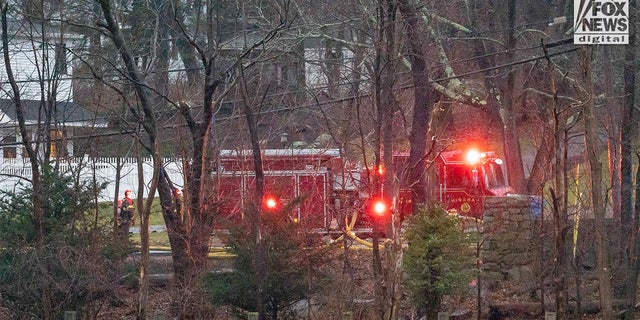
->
[{"left": 215, "top": 149, "right": 342, "bottom": 231}]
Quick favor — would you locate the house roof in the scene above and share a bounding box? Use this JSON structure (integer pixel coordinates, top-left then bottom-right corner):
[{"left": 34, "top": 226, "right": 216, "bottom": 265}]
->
[{"left": 0, "top": 99, "right": 107, "bottom": 127}]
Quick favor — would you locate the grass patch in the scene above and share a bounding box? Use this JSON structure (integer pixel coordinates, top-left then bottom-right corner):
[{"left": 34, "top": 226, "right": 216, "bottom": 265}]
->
[
  {"left": 96, "top": 198, "right": 165, "bottom": 225},
  {"left": 130, "top": 230, "right": 170, "bottom": 248},
  {"left": 97, "top": 198, "right": 170, "bottom": 247}
]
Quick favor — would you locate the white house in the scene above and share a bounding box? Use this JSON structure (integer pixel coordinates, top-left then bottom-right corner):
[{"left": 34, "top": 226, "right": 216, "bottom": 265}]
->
[
  {"left": 0, "top": 99, "right": 107, "bottom": 159},
  {"left": 0, "top": 18, "right": 121, "bottom": 198},
  {"left": 0, "top": 14, "right": 109, "bottom": 157}
]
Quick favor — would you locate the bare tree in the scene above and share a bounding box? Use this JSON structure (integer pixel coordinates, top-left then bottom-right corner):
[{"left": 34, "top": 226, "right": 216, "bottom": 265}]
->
[
  {"left": 94, "top": 2, "right": 163, "bottom": 319},
  {"left": 462, "top": 0, "right": 527, "bottom": 193},
  {"left": 397, "top": 0, "right": 438, "bottom": 212},
  {"left": 96, "top": 0, "right": 293, "bottom": 318},
  {"left": 620, "top": 1, "right": 638, "bottom": 317},
  {"left": 0, "top": 5, "right": 50, "bottom": 319},
  {"left": 541, "top": 35, "right": 574, "bottom": 319},
  {"left": 581, "top": 46, "right": 613, "bottom": 320}
]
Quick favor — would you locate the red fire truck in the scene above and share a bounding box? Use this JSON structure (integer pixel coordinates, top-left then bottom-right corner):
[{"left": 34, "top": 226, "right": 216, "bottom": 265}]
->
[{"left": 214, "top": 147, "right": 511, "bottom": 233}]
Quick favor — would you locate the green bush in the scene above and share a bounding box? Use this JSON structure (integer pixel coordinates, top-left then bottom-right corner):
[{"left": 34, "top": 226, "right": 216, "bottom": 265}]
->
[
  {"left": 0, "top": 165, "right": 129, "bottom": 318},
  {"left": 402, "top": 205, "right": 476, "bottom": 319},
  {"left": 205, "top": 206, "right": 332, "bottom": 319},
  {"left": 0, "top": 166, "right": 109, "bottom": 247}
]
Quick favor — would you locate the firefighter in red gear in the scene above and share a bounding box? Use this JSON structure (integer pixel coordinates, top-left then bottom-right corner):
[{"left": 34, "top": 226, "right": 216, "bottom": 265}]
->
[{"left": 118, "top": 190, "right": 135, "bottom": 236}]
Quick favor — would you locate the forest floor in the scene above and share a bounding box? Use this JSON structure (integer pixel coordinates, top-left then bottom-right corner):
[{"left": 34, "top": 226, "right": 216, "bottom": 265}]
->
[
  {"left": 92, "top": 245, "right": 613, "bottom": 320},
  {"left": 0, "top": 243, "right": 614, "bottom": 319}
]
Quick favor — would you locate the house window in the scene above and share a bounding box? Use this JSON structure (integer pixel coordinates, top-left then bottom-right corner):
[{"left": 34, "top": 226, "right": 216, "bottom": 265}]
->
[
  {"left": 50, "top": 129, "right": 67, "bottom": 158},
  {"left": 55, "top": 43, "right": 67, "bottom": 75},
  {"left": 2, "top": 135, "right": 16, "bottom": 158}
]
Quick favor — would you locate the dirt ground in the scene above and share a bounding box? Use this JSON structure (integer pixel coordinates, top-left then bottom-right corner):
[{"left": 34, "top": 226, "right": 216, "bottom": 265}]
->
[
  {"left": 97, "top": 250, "right": 610, "bottom": 320},
  {"left": 0, "top": 247, "right": 611, "bottom": 319}
]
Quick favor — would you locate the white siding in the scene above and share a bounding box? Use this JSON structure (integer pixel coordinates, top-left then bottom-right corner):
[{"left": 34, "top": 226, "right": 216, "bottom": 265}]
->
[
  {"left": 0, "top": 39, "right": 73, "bottom": 101},
  {"left": 304, "top": 47, "right": 355, "bottom": 91}
]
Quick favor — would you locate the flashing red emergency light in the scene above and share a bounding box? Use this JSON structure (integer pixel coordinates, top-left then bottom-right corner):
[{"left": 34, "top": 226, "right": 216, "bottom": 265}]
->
[
  {"left": 465, "top": 149, "right": 486, "bottom": 165},
  {"left": 371, "top": 198, "right": 389, "bottom": 217},
  {"left": 263, "top": 195, "right": 280, "bottom": 211}
]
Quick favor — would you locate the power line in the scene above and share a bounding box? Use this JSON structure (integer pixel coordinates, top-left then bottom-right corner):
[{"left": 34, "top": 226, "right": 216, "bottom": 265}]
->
[
  {"left": 0, "top": 41, "right": 579, "bottom": 148},
  {"left": 0, "top": 37, "right": 579, "bottom": 148},
  {"left": 431, "top": 45, "right": 578, "bottom": 83}
]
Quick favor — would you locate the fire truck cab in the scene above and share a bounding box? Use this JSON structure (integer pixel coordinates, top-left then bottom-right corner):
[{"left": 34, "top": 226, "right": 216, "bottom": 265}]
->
[
  {"left": 395, "top": 149, "right": 512, "bottom": 219},
  {"left": 437, "top": 149, "right": 511, "bottom": 218}
]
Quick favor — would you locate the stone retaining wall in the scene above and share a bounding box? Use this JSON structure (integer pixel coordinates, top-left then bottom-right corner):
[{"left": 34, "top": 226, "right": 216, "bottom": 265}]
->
[{"left": 481, "top": 195, "right": 539, "bottom": 274}]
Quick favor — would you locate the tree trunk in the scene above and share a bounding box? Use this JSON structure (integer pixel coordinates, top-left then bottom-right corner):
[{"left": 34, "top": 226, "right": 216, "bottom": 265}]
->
[
  {"left": 157, "top": 167, "right": 191, "bottom": 316},
  {"left": 546, "top": 46, "right": 568, "bottom": 319},
  {"left": 1, "top": 0, "right": 44, "bottom": 249},
  {"left": 1, "top": 2, "right": 48, "bottom": 316},
  {"left": 602, "top": 45, "right": 626, "bottom": 300},
  {"left": 96, "top": 1, "right": 181, "bottom": 317},
  {"left": 602, "top": 47, "right": 622, "bottom": 223},
  {"left": 239, "top": 65, "right": 267, "bottom": 320},
  {"left": 135, "top": 143, "right": 149, "bottom": 320},
  {"left": 396, "top": 3, "right": 438, "bottom": 319},
  {"left": 498, "top": 0, "right": 526, "bottom": 194},
  {"left": 372, "top": 1, "right": 397, "bottom": 318},
  {"left": 526, "top": 123, "right": 553, "bottom": 195},
  {"left": 581, "top": 46, "right": 613, "bottom": 320},
  {"left": 465, "top": 0, "right": 526, "bottom": 193},
  {"left": 629, "top": 154, "right": 640, "bottom": 320},
  {"left": 621, "top": 1, "right": 638, "bottom": 317},
  {"left": 113, "top": 157, "right": 123, "bottom": 234},
  {"left": 398, "top": 0, "right": 436, "bottom": 211}
]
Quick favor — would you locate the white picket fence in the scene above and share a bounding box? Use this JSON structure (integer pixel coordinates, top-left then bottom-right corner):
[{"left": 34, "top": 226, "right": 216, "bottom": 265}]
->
[{"left": 0, "top": 157, "right": 184, "bottom": 201}]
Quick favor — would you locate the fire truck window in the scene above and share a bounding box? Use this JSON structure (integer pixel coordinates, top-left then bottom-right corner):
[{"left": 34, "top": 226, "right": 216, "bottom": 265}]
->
[
  {"left": 484, "top": 162, "right": 507, "bottom": 188},
  {"left": 446, "top": 165, "right": 473, "bottom": 188}
]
